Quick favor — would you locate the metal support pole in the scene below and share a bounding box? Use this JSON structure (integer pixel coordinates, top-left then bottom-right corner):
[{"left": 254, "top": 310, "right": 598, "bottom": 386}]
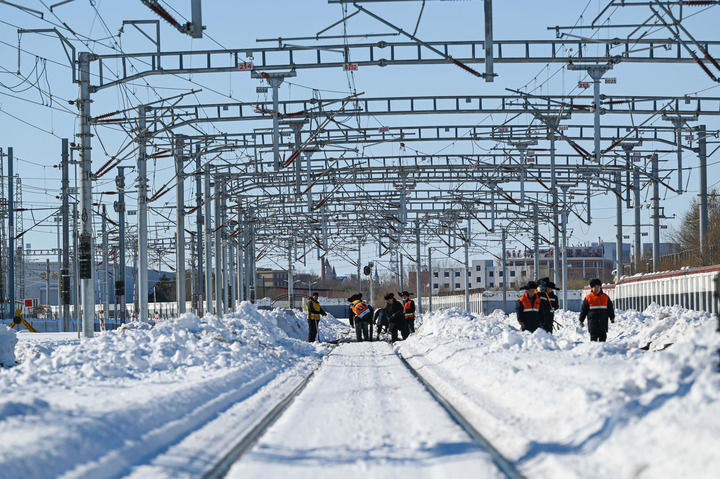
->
[
  {"left": 464, "top": 218, "right": 470, "bottom": 313},
  {"left": 615, "top": 171, "right": 623, "bottom": 281},
  {"left": 533, "top": 203, "right": 540, "bottom": 279},
  {"left": 137, "top": 104, "right": 149, "bottom": 323},
  {"left": 550, "top": 134, "right": 560, "bottom": 283},
  {"left": 61, "top": 140, "right": 70, "bottom": 330},
  {"left": 415, "top": 223, "right": 422, "bottom": 315},
  {"left": 195, "top": 146, "right": 204, "bottom": 315},
  {"left": 698, "top": 125, "right": 708, "bottom": 258},
  {"left": 501, "top": 228, "right": 507, "bottom": 312},
  {"left": 674, "top": 121, "right": 684, "bottom": 193},
  {"left": 399, "top": 251, "right": 405, "bottom": 292},
  {"left": 288, "top": 240, "right": 294, "bottom": 308},
  {"left": 427, "top": 247, "right": 433, "bottom": 312},
  {"left": 562, "top": 207, "right": 568, "bottom": 310},
  {"left": 651, "top": 153, "right": 660, "bottom": 272},
  {"left": 78, "top": 52, "right": 95, "bottom": 338},
  {"left": 45, "top": 259, "right": 50, "bottom": 311},
  {"left": 214, "top": 177, "right": 223, "bottom": 315},
  {"left": 483, "top": 0, "right": 494, "bottom": 82},
  {"left": 251, "top": 71, "right": 296, "bottom": 171},
  {"left": 102, "top": 205, "right": 109, "bottom": 326},
  {"left": 237, "top": 213, "right": 244, "bottom": 303},
  {"left": 634, "top": 166, "right": 642, "bottom": 272},
  {"left": 116, "top": 167, "right": 127, "bottom": 323},
  {"left": 220, "top": 180, "right": 228, "bottom": 314},
  {"left": 245, "top": 221, "right": 251, "bottom": 302},
  {"left": 174, "top": 136, "right": 186, "bottom": 314},
  {"left": 561, "top": 188, "right": 569, "bottom": 309},
  {"left": 204, "top": 165, "right": 212, "bottom": 314},
  {"left": 72, "top": 200, "right": 79, "bottom": 325},
  {"left": 228, "top": 232, "right": 235, "bottom": 311},
  {"left": 357, "top": 238, "right": 361, "bottom": 295}
]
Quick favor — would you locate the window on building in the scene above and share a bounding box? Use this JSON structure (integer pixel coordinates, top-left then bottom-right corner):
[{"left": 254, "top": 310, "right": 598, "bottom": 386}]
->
[
  {"left": 476, "top": 265, "right": 481, "bottom": 271},
  {"left": 510, "top": 271, "right": 516, "bottom": 277},
  {"left": 433, "top": 272, "right": 439, "bottom": 278},
  {"left": 443, "top": 283, "right": 450, "bottom": 289},
  {"left": 455, "top": 283, "right": 460, "bottom": 289},
  {"left": 521, "top": 270, "right": 527, "bottom": 276},
  {"left": 476, "top": 277, "right": 482, "bottom": 283},
  {"left": 454, "top": 271, "right": 460, "bottom": 277},
  {"left": 499, "top": 271, "right": 504, "bottom": 277},
  {"left": 433, "top": 283, "right": 439, "bottom": 289},
  {"left": 489, "top": 282, "right": 495, "bottom": 287},
  {"left": 489, "top": 271, "right": 494, "bottom": 277},
  {"left": 444, "top": 272, "right": 449, "bottom": 278}
]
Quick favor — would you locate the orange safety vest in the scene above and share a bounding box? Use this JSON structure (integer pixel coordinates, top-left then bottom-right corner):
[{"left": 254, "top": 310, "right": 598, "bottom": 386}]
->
[
  {"left": 403, "top": 299, "right": 415, "bottom": 319},
  {"left": 519, "top": 293, "right": 541, "bottom": 312},
  {"left": 586, "top": 291, "right": 609, "bottom": 310},
  {"left": 353, "top": 300, "right": 371, "bottom": 319}
]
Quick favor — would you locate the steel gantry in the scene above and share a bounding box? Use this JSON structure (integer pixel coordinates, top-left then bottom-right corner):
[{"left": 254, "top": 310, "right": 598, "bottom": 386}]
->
[{"left": 13, "top": 0, "right": 716, "bottom": 323}]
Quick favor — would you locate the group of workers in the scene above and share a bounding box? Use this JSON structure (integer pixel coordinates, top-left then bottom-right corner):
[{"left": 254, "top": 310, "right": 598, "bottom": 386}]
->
[
  {"left": 305, "top": 290, "right": 416, "bottom": 343},
  {"left": 308, "top": 276, "right": 616, "bottom": 344},
  {"left": 515, "top": 277, "right": 616, "bottom": 341}
]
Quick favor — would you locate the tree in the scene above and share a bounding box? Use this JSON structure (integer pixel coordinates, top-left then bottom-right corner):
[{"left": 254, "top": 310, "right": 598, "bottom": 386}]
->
[{"left": 669, "top": 189, "right": 720, "bottom": 267}]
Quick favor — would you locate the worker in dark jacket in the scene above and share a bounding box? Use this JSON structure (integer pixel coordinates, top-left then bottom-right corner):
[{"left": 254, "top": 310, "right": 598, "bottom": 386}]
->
[
  {"left": 399, "top": 291, "right": 416, "bottom": 333},
  {"left": 538, "top": 277, "right": 560, "bottom": 334},
  {"left": 579, "top": 278, "right": 615, "bottom": 342},
  {"left": 374, "top": 307, "right": 388, "bottom": 340},
  {"left": 515, "top": 281, "right": 541, "bottom": 332},
  {"left": 384, "top": 293, "right": 408, "bottom": 342},
  {"left": 306, "top": 292, "right": 327, "bottom": 342}
]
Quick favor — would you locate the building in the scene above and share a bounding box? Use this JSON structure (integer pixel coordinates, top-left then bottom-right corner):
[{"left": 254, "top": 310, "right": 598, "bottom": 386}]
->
[{"left": 410, "top": 259, "right": 534, "bottom": 294}]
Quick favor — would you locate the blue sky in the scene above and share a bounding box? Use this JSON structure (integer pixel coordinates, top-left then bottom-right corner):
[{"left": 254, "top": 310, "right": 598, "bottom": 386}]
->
[{"left": 1, "top": 1, "right": 719, "bottom": 277}]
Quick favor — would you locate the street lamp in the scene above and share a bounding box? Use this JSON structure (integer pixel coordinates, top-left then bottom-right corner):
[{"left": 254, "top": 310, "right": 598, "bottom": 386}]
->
[{"left": 297, "top": 280, "right": 319, "bottom": 298}]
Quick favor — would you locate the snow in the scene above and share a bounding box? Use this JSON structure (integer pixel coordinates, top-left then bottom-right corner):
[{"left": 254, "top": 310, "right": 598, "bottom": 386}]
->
[
  {"left": 0, "top": 298, "right": 717, "bottom": 478},
  {"left": 227, "top": 341, "right": 503, "bottom": 479},
  {"left": 0, "top": 302, "right": 347, "bottom": 478},
  {"left": 0, "top": 326, "right": 17, "bottom": 366},
  {"left": 399, "top": 304, "right": 720, "bottom": 478}
]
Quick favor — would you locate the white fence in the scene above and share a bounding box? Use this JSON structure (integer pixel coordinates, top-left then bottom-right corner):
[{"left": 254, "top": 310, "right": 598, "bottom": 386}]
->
[{"left": 599, "top": 265, "right": 720, "bottom": 315}]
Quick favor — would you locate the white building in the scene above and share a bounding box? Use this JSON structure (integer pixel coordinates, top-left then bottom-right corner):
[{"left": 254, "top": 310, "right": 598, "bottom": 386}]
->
[{"left": 429, "top": 259, "right": 534, "bottom": 293}]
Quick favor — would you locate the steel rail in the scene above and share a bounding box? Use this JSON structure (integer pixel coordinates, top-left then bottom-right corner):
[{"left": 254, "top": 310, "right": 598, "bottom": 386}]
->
[
  {"left": 202, "top": 355, "right": 330, "bottom": 479},
  {"left": 396, "top": 350, "right": 525, "bottom": 479}
]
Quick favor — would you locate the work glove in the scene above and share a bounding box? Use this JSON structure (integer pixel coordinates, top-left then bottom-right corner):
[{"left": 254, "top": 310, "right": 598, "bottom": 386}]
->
[
  {"left": 610, "top": 318, "right": 615, "bottom": 323},
  {"left": 579, "top": 321, "right": 584, "bottom": 328}
]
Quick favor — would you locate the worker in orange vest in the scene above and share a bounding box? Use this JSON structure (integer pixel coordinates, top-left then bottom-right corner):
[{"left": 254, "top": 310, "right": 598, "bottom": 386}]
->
[
  {"left": 515, "top": 281, "right": 541, "bottom": 332},
  {"left": 348, "top": 293, "right": 373, "bottom": 342},
  {"left": 579, "top": 278, "right": 615, "bottom": 342},
  {"left": 399, "top": 291, "right": 416, "bottom": 333}
]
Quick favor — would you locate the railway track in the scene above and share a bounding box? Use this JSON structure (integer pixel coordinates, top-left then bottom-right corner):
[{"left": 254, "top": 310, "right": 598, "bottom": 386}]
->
[{"left": 202, "top": 342, "right": 524, "bottom": 479}]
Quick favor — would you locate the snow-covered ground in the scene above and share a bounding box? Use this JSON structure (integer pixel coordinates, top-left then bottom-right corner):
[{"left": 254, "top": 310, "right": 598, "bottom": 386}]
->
[
  {"left": 1, "top": 299, "right": 717, "bottom": 478},
  {"left": 228, "top": 341, "right": 503, "bottom": 479},
  {"left": 0, "top": 302, "right": 347, "bottom": 478},
  {"left": 399, "top": 304, "right": 720, "bottom": 479}
]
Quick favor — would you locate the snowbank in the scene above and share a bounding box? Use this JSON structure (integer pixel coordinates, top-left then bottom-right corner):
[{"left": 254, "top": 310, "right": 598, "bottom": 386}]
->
[
  {"left": 0, "top": 326, "right": 17, "bottom": 367},
  {"left": 399, "top": 305, "right": 720, "bottom": 478},
  {"left": 0, "top": 302, "right": 348, "bottom": 478}
]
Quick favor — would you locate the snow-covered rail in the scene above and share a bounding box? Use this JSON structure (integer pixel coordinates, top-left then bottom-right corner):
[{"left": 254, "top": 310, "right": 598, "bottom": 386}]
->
[
  {"left": 202, "top": 355, "right": 327, "bottom": 479},
  {"left": 215, "top": 342, "right": 520, "bottom": 478},
  {"left": 395, "top": 351, "right": 525, "bottom": 479}
]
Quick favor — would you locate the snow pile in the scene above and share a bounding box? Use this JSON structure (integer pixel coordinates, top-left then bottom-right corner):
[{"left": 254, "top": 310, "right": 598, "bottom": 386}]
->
[
  {"left": 0, "top": 327, "right": 17, "bottom": 367},
  {"left": 8, "top": 302, "right": 345, "bottom": 382},
  {"left": 0, "top": 302, "right": 349, "bottom": 478},
  {"left": 399, "top": 305, "right": 720, "bottom": 478}
]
